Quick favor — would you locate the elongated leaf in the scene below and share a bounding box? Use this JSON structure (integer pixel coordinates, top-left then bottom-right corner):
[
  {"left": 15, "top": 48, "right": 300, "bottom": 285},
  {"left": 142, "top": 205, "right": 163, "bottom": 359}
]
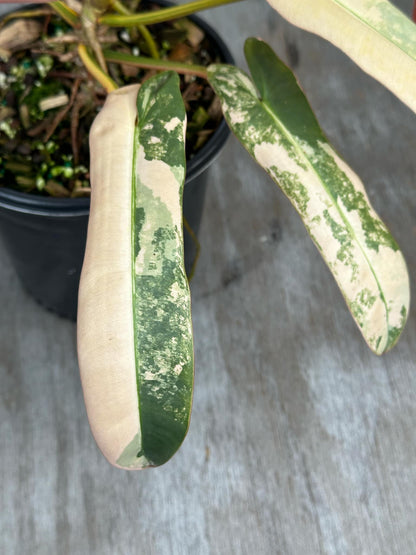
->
[
  {"left": 266, "top": 0, "right": 416, "bottom": 113},
  {"left": 208, "top": 38, "right": 410, "bottom": 354},
  {"left": 78, "top": 73, "right": 193, "bottom": 469}
]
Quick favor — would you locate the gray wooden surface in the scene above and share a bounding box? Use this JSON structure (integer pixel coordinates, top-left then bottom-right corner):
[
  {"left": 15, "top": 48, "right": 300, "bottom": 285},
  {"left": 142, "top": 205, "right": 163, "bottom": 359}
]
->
[{"left": 1, "top": 1, "right": 415, "bottom": 554}]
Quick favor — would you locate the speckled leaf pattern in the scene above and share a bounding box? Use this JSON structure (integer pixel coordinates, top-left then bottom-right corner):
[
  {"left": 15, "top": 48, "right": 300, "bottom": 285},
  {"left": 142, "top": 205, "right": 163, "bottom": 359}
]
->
[
  {"left": 266, "top": 0, "right": 416, "bottom": 113},
  {"left": 208, "top": 39, "right": 410, "bottom": 354},
  {"left": 118, "top": 72, "right": 193, "bottom": 468}
]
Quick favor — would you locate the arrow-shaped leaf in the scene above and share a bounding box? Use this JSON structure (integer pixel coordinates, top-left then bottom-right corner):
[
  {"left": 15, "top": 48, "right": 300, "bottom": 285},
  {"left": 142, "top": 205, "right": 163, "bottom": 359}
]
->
[
  {"left": 266, "top": 0, "right": 416, "bottom": 113},
  {"left": 208, "top": 38, "right": 410, "bottom": 354},
  {"left": 78, "top": 73, "right": 193, "bottom": 469}
]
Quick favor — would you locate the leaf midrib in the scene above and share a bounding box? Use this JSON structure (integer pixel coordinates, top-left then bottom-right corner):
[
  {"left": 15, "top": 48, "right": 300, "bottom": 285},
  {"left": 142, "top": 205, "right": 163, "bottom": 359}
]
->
[
  {"left": 331, "top": 0, "right": 416, "bottom": 61},
  {"left": 261, "top": 99, "right": 390, "bottom": 342},
  {"left": 131, "top": 110, "right": 143, "bottom": 459}
]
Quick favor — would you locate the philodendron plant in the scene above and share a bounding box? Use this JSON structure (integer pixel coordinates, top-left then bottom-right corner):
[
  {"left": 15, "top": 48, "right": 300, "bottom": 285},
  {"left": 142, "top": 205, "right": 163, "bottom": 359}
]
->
[{"left": 5, "top": 0, "right": 414, "bottom": 468}]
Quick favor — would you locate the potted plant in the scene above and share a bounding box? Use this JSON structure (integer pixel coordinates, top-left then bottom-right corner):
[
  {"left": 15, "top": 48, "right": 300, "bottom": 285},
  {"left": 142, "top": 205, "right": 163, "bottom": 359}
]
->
[
  {"left": 0, "top": 0, "right": 233, "bottom": 319},
  {"left": 0, "top": 0, "right": 413, "bottom": 469}
]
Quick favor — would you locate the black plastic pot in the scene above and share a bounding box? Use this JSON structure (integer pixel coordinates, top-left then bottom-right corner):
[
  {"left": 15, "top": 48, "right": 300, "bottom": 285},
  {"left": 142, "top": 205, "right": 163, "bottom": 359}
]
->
[{"left": 0, "top": 6, "right": 233, "bottom": 321}]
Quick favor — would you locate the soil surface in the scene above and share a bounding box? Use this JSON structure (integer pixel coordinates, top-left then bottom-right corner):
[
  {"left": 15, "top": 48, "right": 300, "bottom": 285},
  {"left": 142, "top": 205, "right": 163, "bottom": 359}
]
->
[{"left": 0, "top": 3, "right": 224, "bottom": 197}]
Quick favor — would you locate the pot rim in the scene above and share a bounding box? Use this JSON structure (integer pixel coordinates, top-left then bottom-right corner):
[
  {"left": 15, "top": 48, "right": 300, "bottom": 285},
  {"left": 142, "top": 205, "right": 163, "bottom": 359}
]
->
[{"left": 0, "top": 1, "right": 234, "bottom": 217}]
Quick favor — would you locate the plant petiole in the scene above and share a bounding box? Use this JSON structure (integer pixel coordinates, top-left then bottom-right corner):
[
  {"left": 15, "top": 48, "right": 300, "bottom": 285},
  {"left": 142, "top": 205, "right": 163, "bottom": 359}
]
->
[
  {"left": 50, "top": 1, "right": 81, "bottom": 28},
  {"left": 110, "top": 0, "right": 160, "bottom": 59},
  {"left": 78, "top": 44, "right": 118, "bottom": 92},
  {"left": 99, "top": 0, "right": 244, "bottom": 27},
  {"left": 103, "top": 48, "right": 208, "bottom": 78},
  {"left": 0, "top": 8, "right": 54, "bottom": 31}
]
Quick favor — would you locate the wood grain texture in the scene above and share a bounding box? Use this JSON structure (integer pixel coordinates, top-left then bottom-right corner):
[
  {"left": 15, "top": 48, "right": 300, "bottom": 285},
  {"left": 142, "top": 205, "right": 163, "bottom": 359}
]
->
[{"left": 0, "top": 1, "right": 415, "bottom": 554}]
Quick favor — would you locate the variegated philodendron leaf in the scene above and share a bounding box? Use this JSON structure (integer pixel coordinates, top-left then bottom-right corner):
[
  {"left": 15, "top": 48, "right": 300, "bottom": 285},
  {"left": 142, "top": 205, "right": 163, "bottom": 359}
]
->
[
  {"left": 266, "top": 0, "right": 416, "bottom": 114},
  {"left": 207, "top": 38, "right": 410, "bottom": 354},
  {"left": 77, "top": 73, "right": 193, "bottom": 470},
  {"left": 128, "top": 71, "right": 193, "bottom": 468}
]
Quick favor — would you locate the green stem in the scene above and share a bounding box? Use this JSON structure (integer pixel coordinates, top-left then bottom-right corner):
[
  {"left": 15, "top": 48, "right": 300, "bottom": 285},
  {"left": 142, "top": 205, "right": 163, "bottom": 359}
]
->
[
  {"left": 100, "top": 0, "right": 243, "bottom": 26},
  {"left": 111, "top": 0, "right": 160, "bottom": 59},
  {"left": 0, "top": 8, "right": 54, "bottom": 31},
  {"left": 137, "top": 24, "right": 160, "bottom": 59},
  {"left": 78, "top": 45, "right": 118, "bottom": 92},
  {"left": 111, "top": 0, "right": 135, "bottom": 15},
  {"left": 81, "top": 1, "right": 108, "bottom": 73},
  {"left": 103, "top": 48, "right": 208, "bottom": 78},
  {"left": 50, "top": 1, "right": 81, "bottom": 27}
]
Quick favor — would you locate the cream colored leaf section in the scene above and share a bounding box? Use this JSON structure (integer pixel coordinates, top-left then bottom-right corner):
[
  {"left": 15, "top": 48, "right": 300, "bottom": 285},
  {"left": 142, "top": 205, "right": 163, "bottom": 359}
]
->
[
  {"left": 267, "top": 0, "right": 416, "bottom": 113},
  {"left": 77, "top": 84, "right": 147, "bottom": 469}
]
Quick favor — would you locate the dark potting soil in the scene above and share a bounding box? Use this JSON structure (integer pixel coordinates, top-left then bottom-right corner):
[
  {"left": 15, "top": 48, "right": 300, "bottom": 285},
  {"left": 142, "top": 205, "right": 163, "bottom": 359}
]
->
[{"left": 0, "top": 2, "right": 224, "bottom": 197}]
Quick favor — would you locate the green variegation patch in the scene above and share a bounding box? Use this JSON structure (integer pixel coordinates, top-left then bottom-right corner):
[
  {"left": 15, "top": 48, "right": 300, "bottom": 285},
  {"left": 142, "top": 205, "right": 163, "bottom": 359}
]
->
[
  {"left": 266, "top": 0, "right": 416, "bottom": 113},
  {"left": 117, "top": 71, "right": 194, "bottom": 468},
  {"left": 208, "top": 38, "right": 410, "bottom": 354}
]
